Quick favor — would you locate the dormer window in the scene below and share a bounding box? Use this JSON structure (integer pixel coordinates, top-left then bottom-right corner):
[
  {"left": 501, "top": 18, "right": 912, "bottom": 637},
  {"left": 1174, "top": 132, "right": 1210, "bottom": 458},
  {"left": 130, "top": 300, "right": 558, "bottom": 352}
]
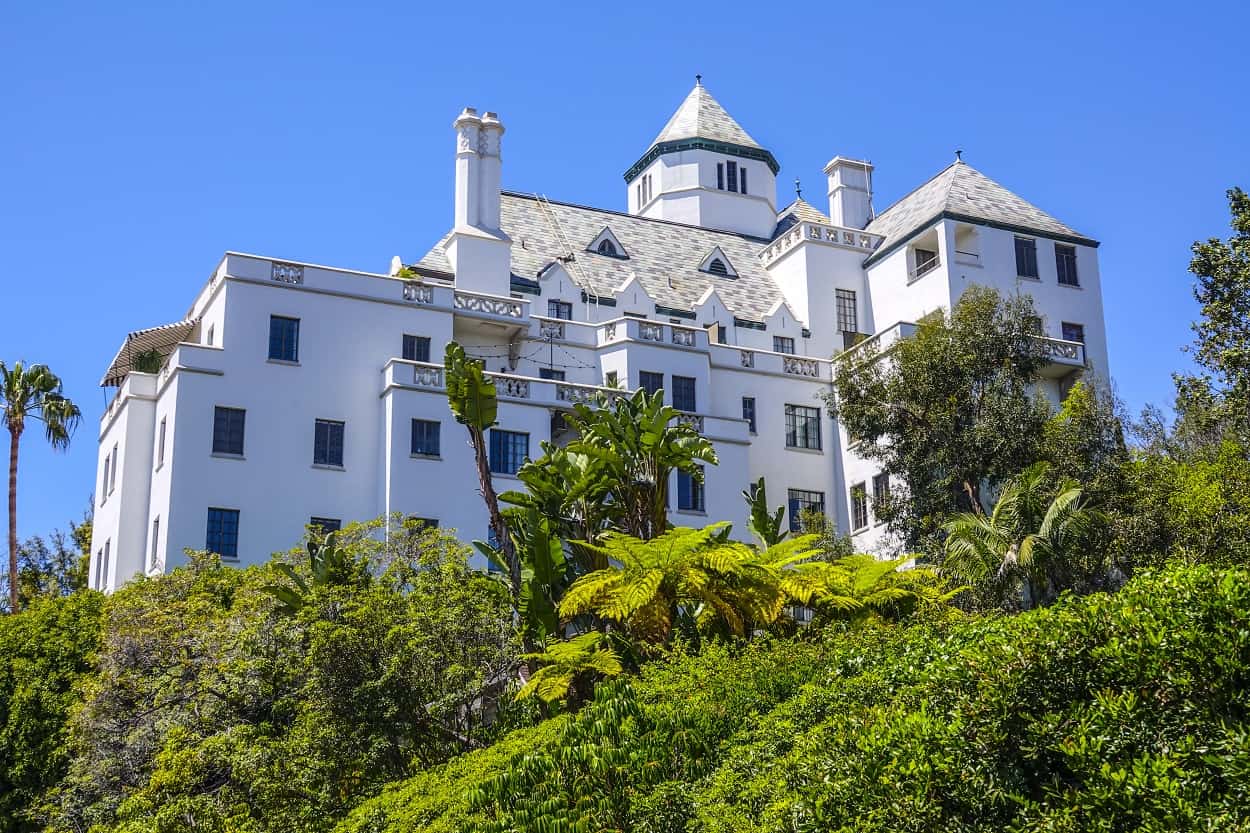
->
[
  {"left": 587, "top": 226, "right": 628, "bottom": 259},
  {"left": 708, "top": 258, "right": 728, "bottom": 276},
  {"left": 698, "top": 246, "right": 738, "bottom": 277},
  {"left": 597, "top": 239, "right": 618, "bottom": 257}
]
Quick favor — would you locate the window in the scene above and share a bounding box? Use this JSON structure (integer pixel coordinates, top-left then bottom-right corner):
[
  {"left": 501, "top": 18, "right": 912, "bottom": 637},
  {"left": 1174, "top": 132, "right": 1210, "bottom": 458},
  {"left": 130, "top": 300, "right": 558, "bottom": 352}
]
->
[
  {"left": 212, "top": 407, "right": 246, "bottom": 456},
  {"left": 1015, "top": 237, "right": 1039, "bottom": 278},
  {"left": 639, "top": 370, "right": 664, "bottom": 396},
  {"left": 548, "top": 300, "right": 573, "bottom": 320},
  {"left": 109, "top": 444, "right": 118, "bottom": 494},
  {"left": 489, "top": 429, "right": 529, "bottom": 475},
  {"left": 787, "top": 489, "right": 825, "bottom": 533},
  {"left": 605, "top": 370, "right": 619, "bottom": 388},
  {"left": 411, "top": 419, "right": 441, "bottom": 456},
  {"left": 94, "top": 548, "right": 102, "bottom": 589},
  {"left": 310, "top": 517, "right": 342, "bottom": 534},
  {"left": 671, "top": 375, "right": 696, "bottom": 412},
  {"left": 597, "top": 239, "right": 617, "bottom": 257},
  {"left": 716, "top": 162, "right": 724, "bottom": 190},
  {"left": 538, "top": 367, "right": 565, "bottom": 381},
  {"left": 206, "top": 325, "right": 215, "bottom": 346},
  {"left": 100, "top": 454, "right": 110, "bottom": 503},
  {"left": 785, "top": 404, "right": 822, "bottom": 450},
  {"left": 872, "top": 473, "right": 891, "bottom": 517},
  {"left": 707, "top": 258, "right": 728, "bottom": 276},
  {"left": 836, "top": 289, "right": 858, "bottom": 333},
  {"left": 677, "top": 468, "right": 705, "bottom": 512},
  {"left": 1056, "top": 244, "right": 1079, "bottom": 286},
  {"left": 313, "top": 419, "right": 345, "bottom": 467},
  {"left": 407, "top": 516, "right": 439, "bottom": 530},
  {"left": 402, "top": 334, "right": 431, "bottom": 362},
  {"left": 206, "top": 508, "right": 240, "bottom": 559},
  {"left": 150, "top": 517, "right": 160, "bottom": 570},
  {"left": 156, "top": 418, "right": 166, "bottom": 469},
  {"left": 740, "top": 166, "right": 748, "bottom": 195},
  {"left": 268, "top": 315, "right": 300, "bottom": 362},
  {"left": 1061, "top": 322, "right": 1086, "bottom": 344},
  {"left": 774, "top": 336, "right": 795, "bottom": 355},
  {"left": 726, "top": 160, "right": 738, "bottom": 193},
  {"left": 913, "top": 248, "right": 939, "bottom": 278},
  {"left": 102, "top": 540, "right": 110, "bottom": 587},
  {"left": 850, "top": 483, "right": 869, "bottom": 531},
  {"left": 742, "top": 397, "right": 756, "bottom": 433}
]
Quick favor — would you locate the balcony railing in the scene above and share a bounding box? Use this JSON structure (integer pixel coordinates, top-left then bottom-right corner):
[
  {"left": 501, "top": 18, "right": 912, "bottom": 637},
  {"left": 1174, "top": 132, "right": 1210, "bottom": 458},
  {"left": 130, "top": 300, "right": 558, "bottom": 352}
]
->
[
  {"left": 909, "top": 255, "right": 941, "bottom": 280},
  {"left": 453, "top": 290, "right": 524, "bottom": 319}
]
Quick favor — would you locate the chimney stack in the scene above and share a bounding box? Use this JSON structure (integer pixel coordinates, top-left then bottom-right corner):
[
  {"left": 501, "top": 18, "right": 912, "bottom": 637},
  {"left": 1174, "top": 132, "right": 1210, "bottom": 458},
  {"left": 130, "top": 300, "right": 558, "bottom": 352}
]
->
[
  {"left": 823, "top": 157, "right": 874, "bottom": 230},
  {"left": 453, "top": 107, "right": 482, "bottom": 229},
  {"left": 444, "top": 107, "right": 512, "bottom": 295},
  {"left": 477, "top": 111, "right": 504, "bottom": 232}
]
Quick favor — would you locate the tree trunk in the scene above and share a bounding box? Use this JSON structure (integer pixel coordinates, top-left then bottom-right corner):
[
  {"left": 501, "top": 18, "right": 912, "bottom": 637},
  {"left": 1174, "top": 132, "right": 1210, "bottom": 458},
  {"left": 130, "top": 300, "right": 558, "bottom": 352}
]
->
[
  {"left": 8, "top": 426, "right": 20, "bottom": 613},
  {"left": 467, "top": 424, "right": 519, "bottom": 601}
]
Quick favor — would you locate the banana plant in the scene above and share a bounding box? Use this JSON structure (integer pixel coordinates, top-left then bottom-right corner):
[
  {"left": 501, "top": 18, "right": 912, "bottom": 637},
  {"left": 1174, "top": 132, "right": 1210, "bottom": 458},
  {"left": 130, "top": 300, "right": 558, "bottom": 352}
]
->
[
  {"left": 262, "top": 532, "right": 358, "bottom": 614},
  {"left": 742, "top": 477, "right": 788, "bottom": 548}
]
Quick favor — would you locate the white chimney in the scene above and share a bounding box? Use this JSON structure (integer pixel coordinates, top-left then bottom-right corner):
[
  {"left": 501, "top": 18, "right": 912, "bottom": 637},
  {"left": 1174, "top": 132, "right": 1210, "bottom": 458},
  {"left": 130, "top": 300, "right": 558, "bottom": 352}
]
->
[
  {"left": 453, "top": 107, "right": 482, "bottom": 229},
  {"left": 477, "top": 111, "right": 504, "bottom": 232},
  {"left": 823, "top": 156, "right": 874, "bottom": 229}
]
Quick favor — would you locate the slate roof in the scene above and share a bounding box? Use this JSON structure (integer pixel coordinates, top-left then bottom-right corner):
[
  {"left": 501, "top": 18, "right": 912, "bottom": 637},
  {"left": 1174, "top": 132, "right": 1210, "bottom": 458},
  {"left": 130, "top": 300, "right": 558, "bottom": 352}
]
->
[
  {"left": 650, "top": 82, "right": 763, "bottom": 150},
  {"left": 772, "top": 198, "right": 832, "bottom": 239},
  {"left": 415, "top": 193, "right": 787, "bottom": 321},
  {"left": 864, "top": 161, "right": 1096, "bottom": 263}
]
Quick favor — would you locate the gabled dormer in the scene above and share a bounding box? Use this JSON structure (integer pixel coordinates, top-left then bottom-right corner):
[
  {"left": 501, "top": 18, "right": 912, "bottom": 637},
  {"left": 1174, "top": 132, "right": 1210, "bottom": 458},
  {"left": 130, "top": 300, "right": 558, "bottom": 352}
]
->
[
  {"left": 698, "top": 246, "right": 738, "bottom": 278},
  {"left": 624, "top": 79, "right": 779, "bottom": 238},
  {"left": 586, "top": 226, "right": 629, "bottom": 259}
]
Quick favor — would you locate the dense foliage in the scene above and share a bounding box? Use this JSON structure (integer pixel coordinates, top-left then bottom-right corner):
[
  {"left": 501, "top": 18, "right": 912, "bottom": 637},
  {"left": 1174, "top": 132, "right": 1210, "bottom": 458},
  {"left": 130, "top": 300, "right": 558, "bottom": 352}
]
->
[{"left": 341, "top": 564, "right": 1250, "bottom": 833}]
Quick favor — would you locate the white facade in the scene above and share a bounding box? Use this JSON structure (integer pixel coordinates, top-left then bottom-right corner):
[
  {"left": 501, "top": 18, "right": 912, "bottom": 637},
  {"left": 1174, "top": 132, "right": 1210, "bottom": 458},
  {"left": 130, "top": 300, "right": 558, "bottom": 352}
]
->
[{"left": 89, "top": 82, "right": 1110, "bottom": 590}]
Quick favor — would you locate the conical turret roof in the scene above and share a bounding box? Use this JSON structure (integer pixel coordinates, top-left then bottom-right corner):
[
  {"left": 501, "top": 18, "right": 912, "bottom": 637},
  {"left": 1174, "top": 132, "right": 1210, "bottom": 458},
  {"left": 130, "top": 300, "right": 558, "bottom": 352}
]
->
[{"left": 650, "top": 82, "right": 763, "bottom": 149}]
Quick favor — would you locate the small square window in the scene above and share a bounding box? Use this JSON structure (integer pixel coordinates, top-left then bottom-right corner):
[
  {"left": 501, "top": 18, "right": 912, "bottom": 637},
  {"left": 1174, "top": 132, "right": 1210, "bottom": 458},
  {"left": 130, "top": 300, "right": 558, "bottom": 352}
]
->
[
  {"left": 206, "top": 508, "right": 240, "bottom": 559},
  {"left": 313, "top": 419, "right": 345, "bottom": 467},
  {"left": 1061, "top": 322, "right": 1085, "bottom": 344},
  {"left": 212, "top": 407, "right": 246, "bottom": 456},
  {"left": 268, "top": 316, "right": 300, "bottom": 362},
  {"left": 548, "top": 300, "right": 573, "bottom": 320},
  {"left": 411, "top": 419, "right": 441, "bottom": 456},
  {"left": 403, "top": 335, "right": 431, "bottom": 362},
  {"left": 773, "top": 336, "right": 795, "bottom": 355},
  {"left": 539, "top": 367, "right": 565, "bottom": 381}
]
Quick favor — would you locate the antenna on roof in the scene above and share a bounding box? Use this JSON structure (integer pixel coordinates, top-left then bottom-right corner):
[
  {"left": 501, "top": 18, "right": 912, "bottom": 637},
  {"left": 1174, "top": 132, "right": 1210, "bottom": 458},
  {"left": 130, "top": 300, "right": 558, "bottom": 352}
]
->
[
  {"left": 695, "top": 74, "right": 702, "bottom": 86},
  {"left": 955, "top": 149, "right": 964, "bottom": 163},
  {"left": 794, "top": 178, "right": 802, "bottom": 199}
]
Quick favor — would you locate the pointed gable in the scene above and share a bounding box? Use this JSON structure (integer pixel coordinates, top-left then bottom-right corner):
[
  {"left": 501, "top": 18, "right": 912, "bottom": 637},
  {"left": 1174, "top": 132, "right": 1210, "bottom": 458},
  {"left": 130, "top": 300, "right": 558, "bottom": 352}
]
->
[
  {"left": 864, "top": 161, "right": 1097, "bottom": 265},
  {"left": 586, "top": 226, "right": 629, "bottom": 259},
  {"left": 698, "top": 246, "right": 738, "bottom": 278}
]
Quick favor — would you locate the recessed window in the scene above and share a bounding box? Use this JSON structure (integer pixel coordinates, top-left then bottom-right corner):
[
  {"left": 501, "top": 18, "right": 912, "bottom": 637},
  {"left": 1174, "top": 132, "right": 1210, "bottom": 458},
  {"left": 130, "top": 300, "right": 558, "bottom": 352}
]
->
[
  {"left": 716, "top": 162, "right": 724, "bottom": 190},
  {"left": 268, "top": 316, "right": 300, "bottom": 362},
  {"left": 913, "top": 248, "right": 939, "bottom": 278},
  {"left": 1061, "top": 322, "right": 1086, "bottom": 344},
  {"left": 742, "top": 397, "right": 756, "bottom": 433},
  {"left": 402, "top": 334, "right": 431, "bottom": 362},
  {"left": 639, "top": 370, "right": 664, "bottom": 396},
  {"left": 156, "top": 417, "right": 166, "bottom": 469},
  {"left": 850, "top": 483, "right": 869, "bottom": 531},
  {"left": 708, "top": 258, "right": 728, "bottom": 276},
  {"left": 206, "top": 325, "right": 215, "bottom": 346},
  {"left": 539, "top": 367, "right": 565, "bottom": 381},
  {"left": 102, "top": 540, "right": 110, "bottom": 587},
  {"left": 489, "top": 429, "right": 529, "bottom": 475},
  {"left": 787, "top": 489, "right": 825, "bottom": 533},
  {"left": 597, "top": 239, "right": 618, "bottom": 257},
  {"left": 149, "top": 517, "right": 160, "bottom": 570},
  {"left": 411, "top": 419, "right": 440, "bottom": 456},
  {"left": 548, "top": 300, "right": 573, "bottom": 320},
  {"left": 100, "top": 455, "right": 110, "bottom": 505},
  {"left": 872, "top": 473, "right": 891, "bottom": 517},
  {"left": 310, "top": 517, "right": 342, "bottom": 534},
  {"left": 213, "top": 407, "right": 246, "bottom": 456},
  {"left": 110, "top": 444, "right": 119, "bottom": 493},
  {"left": 677, "top": 468, "right": 705, "bottom": 512},
  {"left": 726, "top": 160, "right": 738, "bottom": 193},
  {"left": 773, "top": 336, "right": 795, "bottom": 354},
  {"left": 206, "top": 508, "right": 240, "bottom": 559},
  {"left": 785, "top": 404, "right": 822, "bottom": 450},
  {"left": 836, "top": 289, "right": 858, "bottom": 334},
  {"left": 605, "top": 370, "right": 619, "bottom": 388},
  {"left": 1015, "top": 237, "right": 1039, "bottom": 279},
  {"left": 313, "top": 419, "right": 345, "bottom": 467},
  {"left": 671, "top": 375, "right": 696, "bottom": 412},
  {"left": 740, "top": 167, "right": 748, "bottom": 195},
  {"left": 1056, "top": 244, "right": 1079, "bottom": 286}
]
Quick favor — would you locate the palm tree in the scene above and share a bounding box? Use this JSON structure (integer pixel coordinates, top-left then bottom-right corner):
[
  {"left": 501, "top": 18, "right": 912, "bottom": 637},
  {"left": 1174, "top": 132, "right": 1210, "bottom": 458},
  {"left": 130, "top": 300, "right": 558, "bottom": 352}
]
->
[
  {"left": 1, "top": 362, "right": 81, "bottom": 612},
  {"left": 942, "top": 462, "right": 1104, "bottom": 609}
]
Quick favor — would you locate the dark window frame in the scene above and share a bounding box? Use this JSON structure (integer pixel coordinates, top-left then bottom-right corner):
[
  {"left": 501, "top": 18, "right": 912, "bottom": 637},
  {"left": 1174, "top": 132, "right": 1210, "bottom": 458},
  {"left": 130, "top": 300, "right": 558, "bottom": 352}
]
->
[
  {"left": 639, "top": 370, "right": 664, "bottom": 396},
  {"left": 548, "top": 300, "right": 573, "bottom": 320},
  {"left": 212, "top": 407, "right": 246, "bottom": 456},
  {"left": 785, "top": 404, "right": 822, "bottom": 450},
  {"left": 787, "top": 488, "right": 826, "bottom": 533},
  {"left": 313, "top": 419, "right": 345, "bottom": 467},
  {"left": 310, "top": 517, "right": 342, "bottom": 534},
  {"left": 742, "top": 396, "right": 757, "bottom": 433},
  {"left": 1015, "top": 236, "right": 1039, "bottom": 279},
  {"left": 774, "top": 335, "right": 796, "bottom": 355},
  {"left": 268, "top": 315, "right": 300, "bottom": 362},
  {"left": 677, "top": 468, "right": 705, "bottom": 512},
  {"left": 726, "top": 160, "right": 738, "bottom": 193},
  {"left": 836, "top": 289, "right": 858, "bottom": 333},
  {"left": 410, "top": 419, "right": 441, "bottom": 456},
  {"left": 1061, "top": 321, "right": 1086, "bottom": 344},
  {"left": 1055, "top": 244, "right": 1080, "bottom": 286},
  {"left": 206, "top": 507, "right": 240, "bottom": 560},
  {"left": 539, "top": 367, "right": 565, "bottom": 381},
  {"left": 850, "top": 483, "right": 869, "bottom": 531},
  {"left": 671, "top": 375, "right": 697, "bottom": 412},
  {"left": 489, "top": 429, "right": 529, "bottom": 476},
  {"left": 402, "top": 334, "right": 431, "bottom": 362}
]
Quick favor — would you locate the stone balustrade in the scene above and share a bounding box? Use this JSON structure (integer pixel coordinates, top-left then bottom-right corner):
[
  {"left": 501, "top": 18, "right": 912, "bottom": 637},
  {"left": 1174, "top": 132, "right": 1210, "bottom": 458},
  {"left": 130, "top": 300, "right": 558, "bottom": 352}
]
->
[
  {"left": 783, "top": 356, "right": 822, "bottom": 377},
  {"left": 673, "top": 412, "right": 705, "bottom": 432},
  {"left": 402, "top": 282, "right": 434, "bottom": 304},
  {"left": 454, "top": 290, "right": 524, "bottom": 318},
  {"left": 759, "top": 221, "right": 882, "bottom": 266}
]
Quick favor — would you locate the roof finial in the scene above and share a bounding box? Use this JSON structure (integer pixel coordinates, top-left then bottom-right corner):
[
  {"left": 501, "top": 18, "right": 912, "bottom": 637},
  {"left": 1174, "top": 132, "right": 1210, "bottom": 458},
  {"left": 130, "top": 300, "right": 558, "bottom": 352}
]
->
[
  {"left": 695, "top": 73, "right": 702, "bottom": 86},
  {"left": 794, "top": 177, "right": 802, "bottom": 199},
  {"left": 955, "top": 149, "right": 964, "bottom": 163}
]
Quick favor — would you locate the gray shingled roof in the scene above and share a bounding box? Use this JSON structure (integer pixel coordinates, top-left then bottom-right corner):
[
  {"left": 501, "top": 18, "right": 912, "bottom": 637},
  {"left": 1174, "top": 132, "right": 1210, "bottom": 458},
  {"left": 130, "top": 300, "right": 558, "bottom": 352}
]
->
[
  {"left": 650, "top": 83, "right": 762, "bottom": 150},
  {"left": 772, "top": 197, "right": 832, "bottom": 239},
  {"left": 415, "top": 193, "right": 787, "bottom": 321},
  {"left": 864, "top": 161, "right": 1096, "bottom": 263}
]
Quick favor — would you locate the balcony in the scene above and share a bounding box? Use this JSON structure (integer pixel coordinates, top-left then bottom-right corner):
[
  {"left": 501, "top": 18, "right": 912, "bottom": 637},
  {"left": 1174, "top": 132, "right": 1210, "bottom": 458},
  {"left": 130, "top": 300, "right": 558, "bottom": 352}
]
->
[
  {"left": 836, "top": 323, "right": 1086, "bottom": 378},
  {"left": 597, "top": 317, "right": 707, "bottom": 350},
  {"left": 759, "top": 221, "right": 883, "bottom": 266},
  {"left": 908, "top": 254, "right": 941, "bottom": 281}
]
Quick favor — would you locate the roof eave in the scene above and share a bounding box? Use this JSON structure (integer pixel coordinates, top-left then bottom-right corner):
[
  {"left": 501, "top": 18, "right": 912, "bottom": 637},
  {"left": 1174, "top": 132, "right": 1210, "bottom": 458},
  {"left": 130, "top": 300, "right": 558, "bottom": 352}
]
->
[
  {"left": 624, "top": 138, "right": 780, "bottom": 183},
  {"left": 863, "top": 211, "right": 1099, "bottom": 268}
]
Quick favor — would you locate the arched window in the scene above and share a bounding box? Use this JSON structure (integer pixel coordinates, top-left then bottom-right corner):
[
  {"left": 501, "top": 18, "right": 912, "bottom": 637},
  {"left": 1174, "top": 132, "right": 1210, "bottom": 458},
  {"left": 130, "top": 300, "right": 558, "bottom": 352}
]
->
[
  {"left": 708, "top": 258, "right": 728, "bottom": 276},
  {"left": 597, "top": 239, "right": 618, "bottom": 257}
]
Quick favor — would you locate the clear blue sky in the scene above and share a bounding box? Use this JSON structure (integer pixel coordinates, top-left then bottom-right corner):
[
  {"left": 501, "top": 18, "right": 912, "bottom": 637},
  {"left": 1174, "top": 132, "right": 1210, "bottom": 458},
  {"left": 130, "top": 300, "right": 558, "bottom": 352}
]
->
[{"left": 1, "top": 0, "right": 1246, "bottom": 541}]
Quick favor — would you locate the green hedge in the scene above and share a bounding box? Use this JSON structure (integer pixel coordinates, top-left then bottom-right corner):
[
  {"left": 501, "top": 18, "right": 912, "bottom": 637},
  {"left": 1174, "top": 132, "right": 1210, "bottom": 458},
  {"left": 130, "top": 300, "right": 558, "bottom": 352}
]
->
[{"left": 340, "top": 565, "right": 1250, "bottom": 832}]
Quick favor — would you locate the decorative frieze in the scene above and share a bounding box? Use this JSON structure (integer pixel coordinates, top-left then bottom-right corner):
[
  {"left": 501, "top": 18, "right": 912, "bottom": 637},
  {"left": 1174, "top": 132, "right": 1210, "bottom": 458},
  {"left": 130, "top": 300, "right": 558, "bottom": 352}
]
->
[
  {"left": 673, "top": 412, "right": 705, "bottom": 432},
  {"left": 412, "top": 365, "right": 445, "bottom": 388},
  {"left": 671, "top": 327, "right": 695, "bottom": 347},
  {"left": 602, "top": 322, "right": 618, "bottom": 341},
  {"left": 639, "top": 322, "right": 664, "bottom": 342},
  {"left": 403, "top": 282, "right": 433, "bottom": 304},
  {"left": 494, "top": 376, "right": 531, "bottom": 399},
  {"left": 455, "top": 291, "right": 523, "bottom": 318},
  {"left": 739, "top": 349, "right": 755, "bottom": 368},
  {"left": 271, "top": 261, "right": 304, "bottom": 285},
  {"left": 539, "top": 321, "right": 565, "bottom": 340},
  {"left": 759, "top": 222, "right": 882, "bottom": 266},
  {"left": 783, "top": 356, "right": 822, "bottom": 377}
]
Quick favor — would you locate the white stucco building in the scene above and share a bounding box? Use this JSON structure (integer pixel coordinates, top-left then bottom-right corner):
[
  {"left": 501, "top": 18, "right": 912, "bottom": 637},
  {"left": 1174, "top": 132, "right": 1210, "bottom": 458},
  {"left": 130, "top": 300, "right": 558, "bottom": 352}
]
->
[{"left": 89, "top": 81, "right": 1108, "bottom": 591}]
